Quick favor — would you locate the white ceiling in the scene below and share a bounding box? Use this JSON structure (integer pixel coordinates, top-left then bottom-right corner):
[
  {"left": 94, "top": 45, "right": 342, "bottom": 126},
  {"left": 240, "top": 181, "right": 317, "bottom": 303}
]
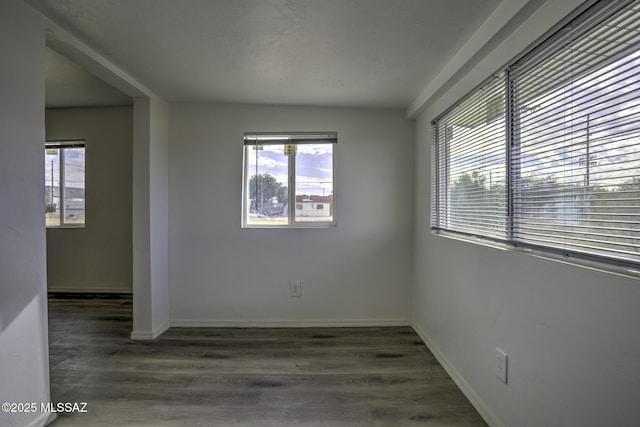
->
[{"left": 30, "top": 0, "right": 502, "bottom": 109}]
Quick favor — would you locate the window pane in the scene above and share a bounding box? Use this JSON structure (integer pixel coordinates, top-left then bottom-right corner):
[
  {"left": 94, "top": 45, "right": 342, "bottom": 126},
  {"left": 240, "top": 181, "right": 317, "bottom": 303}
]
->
[
  {"left": 513, "top": 3, "right": 640, "bottom": 263},
  {"left": 295, "top": 144, "right": 333, "bottom": 222},
  {"left": 64, "top": 147, "right": 85, "bottom": 225},
  {"left": 434, "top": 76, "right": 508, "bottom": 239},
  {"left": 45, "top": 148, "right": 61, "bottom": 226},
  {"left": 432, "top": 0, "right": 640, "bottom": 267},
  {"left": 245, "top": 144, "right": 289, "bottom": 225}
]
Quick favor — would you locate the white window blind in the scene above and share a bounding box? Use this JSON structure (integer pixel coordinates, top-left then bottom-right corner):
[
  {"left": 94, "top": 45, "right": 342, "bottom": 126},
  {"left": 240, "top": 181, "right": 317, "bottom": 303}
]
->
[
  {"left": 432, "top": 74, "right": 508, "bottom": 240},
  {"left": 432, "top": 0, "right": 640, "bottom": 268},
  {"left": 511, "top": 0, "right": 640, "bottom": 265}
]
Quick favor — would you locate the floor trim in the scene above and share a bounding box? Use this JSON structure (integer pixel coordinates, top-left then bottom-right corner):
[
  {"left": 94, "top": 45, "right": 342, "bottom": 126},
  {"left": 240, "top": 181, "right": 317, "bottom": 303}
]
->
[
  {"left": 171, "top": 318, "right": 411, "bottom": 328},
  {"left": 27, "top": 411, "right": 54, "bottom": 427},
  {"left": 130, "top": 320, "right": 170, "bottom": 340},
  {"left": 48, "top": 292, "right": 132, "bottom": 299},
  {"left": 412, "top": 324, "right": 502, "bottom": 427},
  {"left": 48, "top": 287, "right": 132, "bottom": 294}
]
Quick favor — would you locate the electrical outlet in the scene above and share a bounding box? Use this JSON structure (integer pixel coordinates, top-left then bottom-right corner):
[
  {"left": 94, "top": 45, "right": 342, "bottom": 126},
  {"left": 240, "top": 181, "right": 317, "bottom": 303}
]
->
[
  {"left": 290, "top": 281, "right": 301, "bottom": 297},
  {"left": 495, "top": 347, "right": 508, "bottom": 384}
]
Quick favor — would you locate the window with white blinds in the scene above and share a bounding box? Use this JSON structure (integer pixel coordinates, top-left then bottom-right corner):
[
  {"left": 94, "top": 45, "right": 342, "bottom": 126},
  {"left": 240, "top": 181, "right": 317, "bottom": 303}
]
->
[
  {"left": 432, "top": 0, "right": 640, "bottom": 268},
  {"left": 431, "top": 74, "right": 508, "bottom": 240}
]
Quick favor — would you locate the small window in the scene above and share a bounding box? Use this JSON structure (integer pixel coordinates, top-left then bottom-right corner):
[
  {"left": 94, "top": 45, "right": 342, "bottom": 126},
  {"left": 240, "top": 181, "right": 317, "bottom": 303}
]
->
[
  {"left": 242, "top": 132, "right": 336, "bottom": 227},
  {"left": 45, "top": 141, "right": 85, "bottom": 227}
]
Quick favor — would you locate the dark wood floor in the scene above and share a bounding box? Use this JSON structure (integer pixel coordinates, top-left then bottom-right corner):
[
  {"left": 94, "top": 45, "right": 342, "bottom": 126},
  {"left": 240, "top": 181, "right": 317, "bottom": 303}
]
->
[{"left": 47, "top": 295, "right": 486, "bottom": 426}]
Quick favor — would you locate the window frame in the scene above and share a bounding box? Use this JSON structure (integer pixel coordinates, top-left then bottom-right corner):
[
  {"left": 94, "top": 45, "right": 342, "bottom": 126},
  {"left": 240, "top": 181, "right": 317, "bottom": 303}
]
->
[
  {"left": 241, "top": 132, "right": 337, "bottom": 229},
  {"left": 45, "top": 140, "right": 86, "bottom": 229},
  {"left": 431, "top": 0, "right": 640, "bottom": 271}
]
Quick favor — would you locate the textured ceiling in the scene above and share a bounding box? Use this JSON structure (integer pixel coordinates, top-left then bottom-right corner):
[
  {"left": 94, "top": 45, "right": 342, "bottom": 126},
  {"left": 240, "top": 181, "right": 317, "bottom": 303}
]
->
[{"left": 31, "top": 0, "right": 502, "bottom": 108}]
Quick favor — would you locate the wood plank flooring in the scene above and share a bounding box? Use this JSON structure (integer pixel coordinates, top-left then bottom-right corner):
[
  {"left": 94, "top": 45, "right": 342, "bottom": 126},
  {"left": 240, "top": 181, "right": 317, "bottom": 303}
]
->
[{"left": 47, "top": 295, "right": 486, "bottom": 426}]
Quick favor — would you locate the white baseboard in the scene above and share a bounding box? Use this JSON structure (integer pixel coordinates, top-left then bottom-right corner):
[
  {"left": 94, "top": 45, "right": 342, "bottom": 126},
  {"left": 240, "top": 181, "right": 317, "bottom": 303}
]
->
[
  {"left": 27, "top": 411, "right": 55, "bottom": 427},
  {"left": 412, "top": 324, "right": 502, "bottom": 427},
  {"left": 43, "top": 412, "right": 57, "bottom": 427},
  {"left": 48, "top": 286, "right": 132, "bottom": 294},
  {"left": 171, "top": 318, "right": 411, "bottom": 328},
  {"left": 130, "top": 319, "right": 170, "bottom": 340}
]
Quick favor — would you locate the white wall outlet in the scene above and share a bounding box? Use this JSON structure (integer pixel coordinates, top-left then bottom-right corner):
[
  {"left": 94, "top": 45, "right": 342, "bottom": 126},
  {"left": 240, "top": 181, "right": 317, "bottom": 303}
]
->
[
  {"left": 290, "top": 281, "right": 301, "bottom": 297},
  {"left": 495, "top": 347, "right": 508, "bottom": 384}
]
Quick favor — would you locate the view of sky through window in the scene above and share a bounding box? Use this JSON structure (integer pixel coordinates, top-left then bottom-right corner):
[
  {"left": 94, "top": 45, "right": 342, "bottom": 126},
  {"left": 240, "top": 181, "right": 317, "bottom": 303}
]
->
[
  {"left": 45, "top": 144, "right": 85, "bottom": 227},
  {"left": 244, "top": 141, "right": 334, "bottom": 226}
]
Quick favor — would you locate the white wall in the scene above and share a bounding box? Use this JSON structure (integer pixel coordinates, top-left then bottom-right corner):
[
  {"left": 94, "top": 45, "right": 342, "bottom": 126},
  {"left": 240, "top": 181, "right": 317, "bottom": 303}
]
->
[
  {"left": 169, "top": 103, "right": 413, "bottom": 326},
  {"left": 149, "top": 97, "right": 170, "bottom": 334},
  {"left": 45, "top": 106, "right": 133, "bottom": 293},
  {"left": 413, "top": 1, "right": 640, "bottom": 426},
  {"left": 0, "top": 1, "right": 52, "bottom": 426},
  {"left": 132, "top": 96, "right": 170, "bottom": 339}
]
